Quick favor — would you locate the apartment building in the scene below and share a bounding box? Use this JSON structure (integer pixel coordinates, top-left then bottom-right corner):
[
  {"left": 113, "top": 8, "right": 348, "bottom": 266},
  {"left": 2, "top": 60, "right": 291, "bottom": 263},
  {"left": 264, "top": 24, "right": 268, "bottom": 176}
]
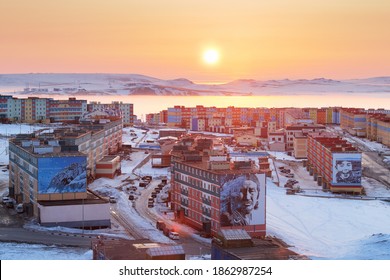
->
[
  {"left": 8, "top": 112, "right": 122, "bottom": 220},
  {"left": 284, "top": 109, "right": 313, "bottom": 126},
  {"left": 285, "top": 124, "right": 326, "bottom": 151},
  {"left": 0, "top": 95, "right": 135, "bottom": 125},
  {"left": 339, "top": 108, "right": 367, "bottom": 136},
  {"left": 366, "top": 113, "right": 390, "bottom": 146},
  {"left": 307, "top": 135, "right": 362, "bottom": 194},
  {"left": 268, "top": 131, "right": 286, "bottom": 151},
  {"left": 167, "top": 105, "right": 279, "bottom": 130},
  {"left": 293, "top": 132, "right": 308, "bottom": 159},
  {"left": 49, "top": 97, "right": 88, "bottom": 123},
  {"left": 88, "top": 101, "right": 134, "bottom": 125},
  {"left": 170, "top": 136, "right": 266, "bottom": 237},
  {"left": 376, "top": 117, "right": 390, "bottom": 146},
  {"left": 145, "top": 113, "right": 161, "bottom": 125},
  {"left": 0, "top": 94, "right": 12, "bottom": 120}
]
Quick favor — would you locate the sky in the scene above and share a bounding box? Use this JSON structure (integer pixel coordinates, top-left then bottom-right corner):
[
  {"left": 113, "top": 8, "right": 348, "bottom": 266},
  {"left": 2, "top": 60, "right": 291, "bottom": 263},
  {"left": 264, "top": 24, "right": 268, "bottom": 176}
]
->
[{"left": 1, "top": 1, "right": 390, "bottom": 82}]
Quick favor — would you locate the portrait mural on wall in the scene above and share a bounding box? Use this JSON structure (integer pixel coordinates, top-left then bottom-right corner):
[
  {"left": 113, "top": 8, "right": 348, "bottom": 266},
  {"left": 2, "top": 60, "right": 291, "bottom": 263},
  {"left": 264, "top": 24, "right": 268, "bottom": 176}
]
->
[
  {"left": 219, "top": 173, "right": 265, "bottom": 227},
  {"left": 332, "top": 154, "right": 362, "bottom": 185}
]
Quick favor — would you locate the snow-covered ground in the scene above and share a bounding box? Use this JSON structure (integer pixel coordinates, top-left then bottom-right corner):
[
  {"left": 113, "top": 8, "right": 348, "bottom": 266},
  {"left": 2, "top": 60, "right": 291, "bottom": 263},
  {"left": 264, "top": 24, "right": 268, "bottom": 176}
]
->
[
  {"left": 1, "top": 126, "right": 390, "bottom": 260},
  {"left": 0, "top": 242, "right": 92, "bottom": 260},
  {"left": 266, "top": 178, "right": 390, "bottom": 260},
  {"left": 3, "top": 73, "right": 390, "bottom": 96},
  {"left": 327, "top": 125, "right": 390, "bottom": 153},
  {"left": 122, "top": 126, "right": 147, "bottom": 147}
]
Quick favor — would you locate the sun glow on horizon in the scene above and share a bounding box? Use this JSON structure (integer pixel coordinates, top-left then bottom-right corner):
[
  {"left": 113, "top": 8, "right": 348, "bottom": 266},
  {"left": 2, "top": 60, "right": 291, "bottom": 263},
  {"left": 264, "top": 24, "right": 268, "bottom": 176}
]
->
[{"left": 203, "top": 49, "right": 219, "bottom": 65}]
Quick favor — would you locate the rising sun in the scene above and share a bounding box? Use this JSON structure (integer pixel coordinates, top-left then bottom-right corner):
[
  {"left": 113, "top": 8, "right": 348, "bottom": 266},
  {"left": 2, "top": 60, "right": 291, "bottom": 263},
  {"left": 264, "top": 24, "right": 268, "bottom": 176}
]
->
[{"left": 203, "top": 49, "right": 219, "bottom": 65}]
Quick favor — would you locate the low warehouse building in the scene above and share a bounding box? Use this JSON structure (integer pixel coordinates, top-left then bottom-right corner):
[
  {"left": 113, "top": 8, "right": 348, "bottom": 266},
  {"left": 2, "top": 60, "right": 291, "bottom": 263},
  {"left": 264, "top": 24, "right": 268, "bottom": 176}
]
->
[
  {"left": 96, "top": 156, "right": 121, "bottom": 179},
  {"left": 38, "top": 190, "right": 110, "bottom": 228}
]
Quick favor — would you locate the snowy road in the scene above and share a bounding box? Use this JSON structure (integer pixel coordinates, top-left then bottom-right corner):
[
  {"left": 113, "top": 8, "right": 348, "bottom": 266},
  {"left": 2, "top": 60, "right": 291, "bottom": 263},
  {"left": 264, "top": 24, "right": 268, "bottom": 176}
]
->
[{"left": 362, "top": 152, "right": 390, "bottom": 189}]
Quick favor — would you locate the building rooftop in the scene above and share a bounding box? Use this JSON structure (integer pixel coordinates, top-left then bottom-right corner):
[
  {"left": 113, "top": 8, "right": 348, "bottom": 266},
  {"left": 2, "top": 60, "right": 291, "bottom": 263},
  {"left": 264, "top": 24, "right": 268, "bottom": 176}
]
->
[
  {"left": 212, "top": 230, "right": 305, "bottom": 260},
  {"left": 38, "top": 190, "right": 107, "bottom": 206},
  {"left": 171, "top": 135, "right": 262, "bottom": 174},
  {"left": 340, "top": 108, "right": 366, "bottom": 114},
  {"left": 146, "top": 245, "right": 185, "bottom": 257},
  {"left": 92, "top": 239, "right": 185, "bottom": 260},
  {"left": 286, "top": 124, "right": 326, "bottom": 130},
  {"left": 220, "top": 238, "right": 304, "bottom": 260},
  {"left": 98, "top": 155, "right": 119, "bottom": 162},
  {"left": 219, "top": 229, "right": 252, "bottom": 241},
  {"left": 310, "top": 135, "right": 359, "bottom": 153}
]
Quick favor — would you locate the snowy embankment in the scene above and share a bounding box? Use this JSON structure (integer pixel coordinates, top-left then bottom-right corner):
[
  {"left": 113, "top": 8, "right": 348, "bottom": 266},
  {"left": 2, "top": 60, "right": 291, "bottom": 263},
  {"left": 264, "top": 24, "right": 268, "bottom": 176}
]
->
[
  {"left": 0, "top": 242, "right": 92, "bottom": 260},
  {"left": 266, "top": 178, "right": 390, "bottom": 259}
]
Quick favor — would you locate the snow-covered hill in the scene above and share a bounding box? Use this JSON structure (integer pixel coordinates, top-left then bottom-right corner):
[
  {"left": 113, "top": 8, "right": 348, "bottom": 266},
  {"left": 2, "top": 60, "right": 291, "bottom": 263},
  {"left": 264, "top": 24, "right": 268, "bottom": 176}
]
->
[{"left": 1, "top": 73, "right": 390, "bottom": 96}]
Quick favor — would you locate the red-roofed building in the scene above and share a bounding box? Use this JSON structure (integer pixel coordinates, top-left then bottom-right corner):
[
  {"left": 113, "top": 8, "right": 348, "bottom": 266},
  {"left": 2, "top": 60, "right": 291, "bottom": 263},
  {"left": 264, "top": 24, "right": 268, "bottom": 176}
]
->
[{"left": 307, "top": 135, "right": 362, "bottom": 194}]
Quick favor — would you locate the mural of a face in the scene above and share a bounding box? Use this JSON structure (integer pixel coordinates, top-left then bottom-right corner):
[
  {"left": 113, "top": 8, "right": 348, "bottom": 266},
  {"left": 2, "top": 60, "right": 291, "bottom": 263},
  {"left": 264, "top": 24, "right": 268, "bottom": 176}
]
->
[
  {"left": 238, "top": 180, "right": 259, "bottom": 215},
  {"left": 336, "top": 160, "right": 352, "bottom": 174},
  {"left": 334, "top": 159, "right": 361, "bottom": 184},
  {"left": 220, "top": 175, "right": 261, "bottom": 226}
]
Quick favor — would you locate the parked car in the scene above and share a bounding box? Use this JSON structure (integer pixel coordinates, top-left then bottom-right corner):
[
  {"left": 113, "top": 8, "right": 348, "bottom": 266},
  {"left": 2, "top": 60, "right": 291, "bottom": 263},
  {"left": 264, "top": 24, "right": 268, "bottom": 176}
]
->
[
  {"left": 128, "top": 194, "right": 135, "bottom": 200},
  {"left": 109, "top": 196, "right": 117, "bottom": 203},
  {"left": 142, "top": 176, "right": 152, "bottom": 181},
  {"left": 287, "top": 179, "right": 298, "bottom": 184},
  {"left": 15, "top": 203, "right": 24, "bottom": 213},
  {"left": 148, "top": 202, "right": 154, "bottom": 208},
  {"left": 169, "top": 231, "right": 180, "bottom": 240},
  {"left": 2, "top": 196, "right": 11, "bottom": 203},
  {"left": 286, "top": 189, "right": 296, "bottom": 195},
  {"left": 5, "top": 199, "right": 15, "bottom": 208},
  {"left": 285, "top": 173, "right": 295, "bottom": 178},
  {"left": 151, "top": 192, "right": 157, "bottom": 198}
]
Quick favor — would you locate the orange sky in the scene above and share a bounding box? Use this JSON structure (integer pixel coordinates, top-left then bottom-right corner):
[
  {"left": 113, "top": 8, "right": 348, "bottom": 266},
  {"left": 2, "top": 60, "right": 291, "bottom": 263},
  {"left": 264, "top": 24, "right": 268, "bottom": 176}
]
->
[{"left": 1, "top": 0, "right": 390, "bottom": 82}]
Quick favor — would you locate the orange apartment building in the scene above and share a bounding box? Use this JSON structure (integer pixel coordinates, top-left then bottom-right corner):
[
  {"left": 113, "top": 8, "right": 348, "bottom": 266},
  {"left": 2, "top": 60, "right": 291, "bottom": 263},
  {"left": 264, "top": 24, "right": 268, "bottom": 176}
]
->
[
  {"left": 307, "top": 135, "right": 362, "bottom": 194},
  {"left": 170, "top": 136, "right": 267, "bottom": 238}
]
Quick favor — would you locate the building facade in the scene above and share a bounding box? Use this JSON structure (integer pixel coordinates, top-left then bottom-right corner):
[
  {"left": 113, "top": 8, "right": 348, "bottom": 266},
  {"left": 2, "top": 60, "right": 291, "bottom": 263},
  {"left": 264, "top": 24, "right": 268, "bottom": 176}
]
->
[
  {"left": 307, "top": 135, "right": 362, "bottom": 194},
  {"left": 8, "top": 115, "right": 122, "bottom": 218},
  {"left": 0, "top": 94, "right": 135, "bottom": 125},
  {"left": 340, "top": 108, "right": 367, "bottom": 137},
  {"left": 170, "top": 136, "right": 266, "bottom": 238},
  {"left": 285, "top": 124, "right": 326, "bottom": 151},
  {"left": 88, "top": 101, "right": 134, "bottom": 125}
]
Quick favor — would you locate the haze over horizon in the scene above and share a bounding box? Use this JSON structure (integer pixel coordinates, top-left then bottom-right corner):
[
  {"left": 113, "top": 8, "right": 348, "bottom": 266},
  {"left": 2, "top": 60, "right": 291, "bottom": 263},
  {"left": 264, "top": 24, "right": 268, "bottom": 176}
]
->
[{"left": 1, "top": 1, "right": 390, "bottom": 83}]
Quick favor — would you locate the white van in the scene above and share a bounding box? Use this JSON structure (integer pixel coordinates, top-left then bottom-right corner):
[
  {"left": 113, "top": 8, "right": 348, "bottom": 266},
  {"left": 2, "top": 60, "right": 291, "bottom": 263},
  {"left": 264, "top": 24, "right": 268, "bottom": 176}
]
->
[
  {"left": 16, "top": 203, "right": 24, "bottom": 213},
  {"left": 169, "top": 231, "right": 180, "bottom": 240}
]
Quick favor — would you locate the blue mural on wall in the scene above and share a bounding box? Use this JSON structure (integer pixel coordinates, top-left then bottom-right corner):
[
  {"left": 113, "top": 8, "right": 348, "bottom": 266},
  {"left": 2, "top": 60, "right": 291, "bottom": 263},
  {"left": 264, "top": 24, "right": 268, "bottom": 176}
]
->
[
  {"left": 219, "top": 173, "right": 265, "bottom": 227},
  {"left": 38, "top": 156, "right": 87, "bottom": 194}
]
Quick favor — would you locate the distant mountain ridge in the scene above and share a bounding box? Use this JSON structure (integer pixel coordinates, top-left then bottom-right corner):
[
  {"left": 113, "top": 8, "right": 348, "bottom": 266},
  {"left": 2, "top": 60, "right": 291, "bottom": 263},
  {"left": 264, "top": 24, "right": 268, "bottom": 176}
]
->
[{"left": 1, "top": 73, "right": 390, "bottom": 96}]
